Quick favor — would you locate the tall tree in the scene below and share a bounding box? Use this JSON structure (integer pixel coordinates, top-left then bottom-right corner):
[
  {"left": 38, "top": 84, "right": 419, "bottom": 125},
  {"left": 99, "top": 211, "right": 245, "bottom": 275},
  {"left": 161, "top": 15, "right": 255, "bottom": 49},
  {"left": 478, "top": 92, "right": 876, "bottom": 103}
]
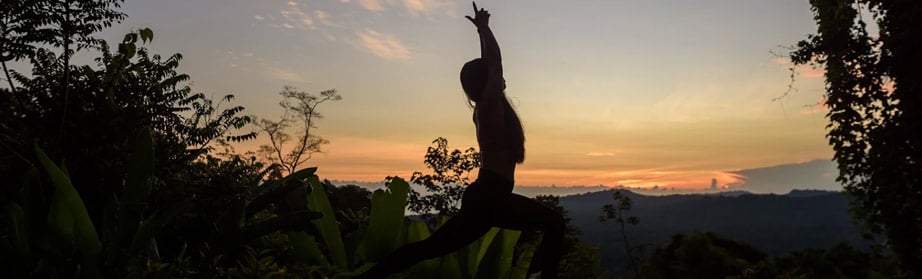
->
[
  {"left": 0, "top": 0, "right": 127, "bottom": 151},
  {"left": 0, "top": 0, "right": 42, "bottom": 93},
  {"left": 254, "top": 86, "right": 341, "bottom": 175},
  {"left": 791, "top": 0, "right": 921, "bottom": 275}
]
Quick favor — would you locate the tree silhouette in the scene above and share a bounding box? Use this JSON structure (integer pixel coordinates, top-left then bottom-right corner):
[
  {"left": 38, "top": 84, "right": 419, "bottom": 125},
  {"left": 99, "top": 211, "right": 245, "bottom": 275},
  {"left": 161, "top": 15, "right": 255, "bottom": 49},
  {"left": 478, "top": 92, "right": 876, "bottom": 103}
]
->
[
  {"left": 407, "top": 137, "right": 480, "bottom": 224},
  {"left": 791, "top": 1, "right": 922, "bottom": 275},
  {"left": 599, "top": 190, "right": 642, "bottom": 278},
  {"left": 254, "top": 86, "right": 341, "bottom": 175}
]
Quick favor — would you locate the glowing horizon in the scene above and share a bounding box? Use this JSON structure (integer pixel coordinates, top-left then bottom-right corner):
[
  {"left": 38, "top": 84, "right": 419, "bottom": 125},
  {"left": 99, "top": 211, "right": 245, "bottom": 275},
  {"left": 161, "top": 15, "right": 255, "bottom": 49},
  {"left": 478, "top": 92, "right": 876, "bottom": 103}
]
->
[{"left": 89, "top": 0, "right": 833, "bottom": 190}]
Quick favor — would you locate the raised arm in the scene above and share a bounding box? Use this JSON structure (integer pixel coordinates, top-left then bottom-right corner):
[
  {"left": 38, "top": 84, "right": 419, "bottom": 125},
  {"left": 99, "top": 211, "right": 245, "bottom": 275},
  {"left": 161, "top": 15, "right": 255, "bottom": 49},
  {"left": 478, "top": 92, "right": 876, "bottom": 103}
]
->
[
  {"left": 467, "top": 2, "right": 503, "bottom": 93},
  {"left": 465, "top": 2, "right": 508, "bottom": 154}
]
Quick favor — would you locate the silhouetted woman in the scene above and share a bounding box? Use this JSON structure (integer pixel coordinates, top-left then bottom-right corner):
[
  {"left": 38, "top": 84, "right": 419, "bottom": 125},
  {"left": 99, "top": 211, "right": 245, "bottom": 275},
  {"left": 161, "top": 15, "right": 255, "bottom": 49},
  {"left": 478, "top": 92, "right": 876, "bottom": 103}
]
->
[{"left": 356, "top": 3, "right": 564, "bottom": 278}]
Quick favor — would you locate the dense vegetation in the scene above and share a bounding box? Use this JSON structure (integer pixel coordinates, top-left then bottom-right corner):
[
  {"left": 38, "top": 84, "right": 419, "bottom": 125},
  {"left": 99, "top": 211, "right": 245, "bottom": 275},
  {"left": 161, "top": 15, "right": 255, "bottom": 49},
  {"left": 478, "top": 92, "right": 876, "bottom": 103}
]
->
[
  {"left": 1, "top": 0, "right": 919, "bottom": 278},
  {"left": 788, "top": 0, "right": 921, "bottom": 276}
]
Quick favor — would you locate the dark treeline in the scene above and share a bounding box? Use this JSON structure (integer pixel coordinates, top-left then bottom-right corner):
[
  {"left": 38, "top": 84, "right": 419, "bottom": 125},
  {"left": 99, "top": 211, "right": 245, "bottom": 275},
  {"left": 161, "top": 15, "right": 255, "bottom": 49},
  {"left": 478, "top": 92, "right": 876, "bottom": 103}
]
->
[{"left": 2, "top": 0, "right": 920, "bottom": 278}]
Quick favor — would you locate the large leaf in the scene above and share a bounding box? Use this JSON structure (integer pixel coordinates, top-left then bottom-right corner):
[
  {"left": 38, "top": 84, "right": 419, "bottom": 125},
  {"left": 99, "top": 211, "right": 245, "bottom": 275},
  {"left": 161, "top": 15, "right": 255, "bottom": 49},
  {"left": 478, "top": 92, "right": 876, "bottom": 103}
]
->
[
  {"left": 118, "top": 127, "right": 154, "bottom": 249},
  {"left": 36, "top": 145, "right": 100, "bottom": 278},
  {"left": 465, "top": 228, "right": 499, "bottom": 276},
  {"left": 306, "top": 175, "right": 348, "bottom": 268},
  {"left": 355, "top": 177, "right": 410, "bottom": 263},
  {"left": 3, "top": 202, "right": 29, "bottom": 255},
  {"left": 288, "top": 231, "right": 329, "bottom": 266},
  {"left": 122, "top": 127, "right": 153, "bottom": 207},
  {"left": 131, "top": 201, "right": 191, "bottom": 253},
  {"left": 246, "top": 167, "right": 317, "bottom": 217},
  {"left": 474, "top": 229, "right": 521, "bottom": 279},
  {"left": 403, "top": 220, "right": 439, "bottom": 278},
  {"left": 509, "top": 242, "right": 537, "bottom": 279},
  {"left": 434, "top": 215, "right": 464, "bottom": 279}
]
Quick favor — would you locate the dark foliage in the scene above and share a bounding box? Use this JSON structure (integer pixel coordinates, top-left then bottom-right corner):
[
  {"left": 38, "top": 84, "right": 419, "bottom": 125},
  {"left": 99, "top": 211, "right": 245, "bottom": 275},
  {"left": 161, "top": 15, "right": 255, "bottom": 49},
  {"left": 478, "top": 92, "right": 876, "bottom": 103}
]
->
[
  {"left": 562, "top": 190, "right": 865, "bottom": 276},
  {"left": 790, "top": 0, "right": 922, "bottom": 275},
  {"left": 534, "top": 195, "right": 604, "bottom": 279},
  {"left": 643, "top": 232, "right": 765, "bottom": 279},
  {"left": 408, "top": 137, "right": 480, "bottom": 224},
  {"left": 745, "top": 242, "right": 896, "bottom": 278}
]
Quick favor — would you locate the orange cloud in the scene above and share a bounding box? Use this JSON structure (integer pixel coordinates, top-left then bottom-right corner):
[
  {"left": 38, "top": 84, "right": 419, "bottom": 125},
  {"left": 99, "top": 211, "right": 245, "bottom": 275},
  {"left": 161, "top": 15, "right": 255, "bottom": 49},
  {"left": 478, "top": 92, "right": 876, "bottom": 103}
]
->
[
  {"left": 771, "top": 56, "right": 825, "bottom": 79},
  {"left": 800, "top": 68, "right": 824, "bottom": 79},
  {"left": 800, "top": 97, "right": 829, "bottom": 115}
]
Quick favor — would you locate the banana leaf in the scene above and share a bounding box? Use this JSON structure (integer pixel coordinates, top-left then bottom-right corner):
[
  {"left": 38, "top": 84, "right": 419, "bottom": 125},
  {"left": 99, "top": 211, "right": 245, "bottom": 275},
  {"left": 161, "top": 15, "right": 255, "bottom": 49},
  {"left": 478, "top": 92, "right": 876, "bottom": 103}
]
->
[
  {"left": 118, "top": 127, "right": 154, "bottom": 251},
  {"left": 3, "top": 202, "right": 28, "bottom": 255},
  {"left": 288, "top": 231, "right": 330, "bottom": 266},
  {"left": 509, "top": 242, "right": 537, "bottom": 279},
  {"left": 355, "top": 177, "right": 410, "bottom": 263},
  {"left": 403, "top": 220, "right": 439, "bottom": 278},
  {"left": 246, "top": 167, "right": 317, "bottom": 218},
  {"left": 306, "top": 175, "right": 348, "bottom": 268},
  {"left": 434, "top": 216, "right": 463, "bottom": 279},
  {"left": 475, "top": 229, "right": 521, "bottom": 279},
  {"left": 36, "top": 145, "right": 101, "bottom": 278},
  {"left": 131, "top": 201, "right": 192, "bottom": 253},
  {"left": 465, "top": 227, "right": 499, "bottom": 276}
]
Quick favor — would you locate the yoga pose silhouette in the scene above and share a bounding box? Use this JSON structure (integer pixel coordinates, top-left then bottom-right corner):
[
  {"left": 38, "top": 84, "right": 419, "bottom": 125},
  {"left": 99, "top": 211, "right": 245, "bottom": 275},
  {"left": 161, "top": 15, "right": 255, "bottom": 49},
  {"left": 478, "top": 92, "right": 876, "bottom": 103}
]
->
[{"left": 356, "top": 3, "right": 565, "bottom": 278}]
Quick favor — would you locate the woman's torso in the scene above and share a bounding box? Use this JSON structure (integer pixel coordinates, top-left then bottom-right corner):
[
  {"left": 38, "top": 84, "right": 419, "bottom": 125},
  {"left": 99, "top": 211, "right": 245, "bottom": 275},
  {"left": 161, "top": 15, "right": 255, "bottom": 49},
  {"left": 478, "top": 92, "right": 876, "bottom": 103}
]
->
[{"left": 474, "top": 107, "right": 517, "bottom": 182}]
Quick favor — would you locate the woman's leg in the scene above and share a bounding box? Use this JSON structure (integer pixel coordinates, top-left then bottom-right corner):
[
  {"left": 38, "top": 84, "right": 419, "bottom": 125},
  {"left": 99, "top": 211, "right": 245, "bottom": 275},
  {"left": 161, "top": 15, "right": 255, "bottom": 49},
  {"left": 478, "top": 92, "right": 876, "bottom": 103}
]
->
[
  {"left": 488, "top": 193, "right": 566, "bottom": 279},
  {"left": 356, "top": 213, "right": 491, "bottom": 278}
]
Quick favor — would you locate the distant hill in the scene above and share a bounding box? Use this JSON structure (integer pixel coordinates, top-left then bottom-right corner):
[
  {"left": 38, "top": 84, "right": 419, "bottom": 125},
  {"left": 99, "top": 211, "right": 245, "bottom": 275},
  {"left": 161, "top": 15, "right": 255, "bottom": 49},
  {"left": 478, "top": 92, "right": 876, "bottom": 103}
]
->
[
  {"left": 559, "top": 189, "right": 865, "bottom": 273},
  {"left": 728, "top": 159, "right": 841, "bottom": 193}
]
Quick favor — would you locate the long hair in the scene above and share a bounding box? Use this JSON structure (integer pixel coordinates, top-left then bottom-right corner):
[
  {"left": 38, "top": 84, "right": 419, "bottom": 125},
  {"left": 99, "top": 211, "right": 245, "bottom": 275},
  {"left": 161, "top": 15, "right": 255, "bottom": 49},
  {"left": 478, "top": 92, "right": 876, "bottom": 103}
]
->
[{"left": 460, "top": 58, "right": 525, "bottom": 163}]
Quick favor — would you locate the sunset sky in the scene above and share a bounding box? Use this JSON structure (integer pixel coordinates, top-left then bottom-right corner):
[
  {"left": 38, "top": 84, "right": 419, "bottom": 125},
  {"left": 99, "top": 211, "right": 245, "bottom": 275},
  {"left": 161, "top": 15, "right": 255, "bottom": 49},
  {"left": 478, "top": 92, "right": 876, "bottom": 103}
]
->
[{"left": 93, "top": 0, "right": 833, "bottom": 188}]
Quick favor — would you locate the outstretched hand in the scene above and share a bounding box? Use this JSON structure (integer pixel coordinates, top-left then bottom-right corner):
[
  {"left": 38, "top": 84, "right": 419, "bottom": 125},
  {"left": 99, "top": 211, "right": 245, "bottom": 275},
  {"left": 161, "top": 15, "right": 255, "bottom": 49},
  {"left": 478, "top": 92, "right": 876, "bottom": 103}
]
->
[{"left": 465, "top": 2, "right": 490, "bottom": 29}]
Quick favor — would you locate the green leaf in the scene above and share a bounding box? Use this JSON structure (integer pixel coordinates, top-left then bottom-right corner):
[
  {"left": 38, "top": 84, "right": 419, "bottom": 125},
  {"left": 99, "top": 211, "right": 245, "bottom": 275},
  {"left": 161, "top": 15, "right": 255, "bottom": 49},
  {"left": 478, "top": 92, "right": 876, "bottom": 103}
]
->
[
  {"left": 3, "top": 202, "right": 29, "bottom": 255},
  {"left": 438, "top": 252, "right": 464, "bottom": 279},
  {"left": 131, "top": 201, "right": 191, "bottom": 253},
  {"left": 35, "top": 145, "right": 101, "bottom": 278},
  {"left": 247, "top": 167, "right": 317, "bottom": 217},
  {"left": 139, "top": 28, "right": 154, "bottom": 43},
  {"left": 118, "top": 127, "right": 154, "bottom": 247},
  {"left": 466, "top": 228, "right": 499, "bottom": 276},
  {"left": 123, "top": 127, "right": 153, "bottom": 206},
  {"left": 509, "top": 242, "right": 536, "bottom": 279},
  {"left": 474, "top": 229, "right": 521, "bottom": 279},
  {"left": 306, "top": 175, "right": 348, "bottom": 268},
  {"left": 404, "top": 221, "right": 439, "bottom": 278},
  {"left": 356, "top": 177, "right": 410, "bottom": 263},
  {"left": 288, "top": 231, "right": 330, "bottom": 266}
]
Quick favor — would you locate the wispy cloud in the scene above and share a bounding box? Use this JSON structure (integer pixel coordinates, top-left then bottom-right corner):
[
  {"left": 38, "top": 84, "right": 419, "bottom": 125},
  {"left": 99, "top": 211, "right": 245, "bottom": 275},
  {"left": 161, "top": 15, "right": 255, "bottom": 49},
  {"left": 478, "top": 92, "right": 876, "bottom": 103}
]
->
[
  {"left": 268, "top": 67, "right": 309, "bottom": 83},
  {"left": 402, "top": 0, "right": 453, "bottom": 17},
  {"left": 349, "top": 0, "right": 453, "bottom": 16},
  {"left": 314, "top": 10, "right": 336, "bottom": 26},
  {"left": 357, "top": 0, "right": 385, "bottom": 12},
  {"left": 278, "top": 2, "right": 317, "bottom": 30},
  {"left": 772, "top": 57, "right": 824, "bottom": 79},
  {"left": 254, "top": 15, "right": 265, "bottom": 21},
  {"left": 356, "top": 28, "right": 411, "bottom": 60}
]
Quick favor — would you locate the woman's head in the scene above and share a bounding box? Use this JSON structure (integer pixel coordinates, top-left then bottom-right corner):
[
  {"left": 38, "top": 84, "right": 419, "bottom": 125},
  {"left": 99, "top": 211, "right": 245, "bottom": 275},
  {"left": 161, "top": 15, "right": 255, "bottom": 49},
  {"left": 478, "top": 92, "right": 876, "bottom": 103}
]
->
[
  {"left": 460, "top": 58, "right": 488, "bottom": 104},
  {"left": 459, "top": 58, "right": 526, "bottom": 163}
]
